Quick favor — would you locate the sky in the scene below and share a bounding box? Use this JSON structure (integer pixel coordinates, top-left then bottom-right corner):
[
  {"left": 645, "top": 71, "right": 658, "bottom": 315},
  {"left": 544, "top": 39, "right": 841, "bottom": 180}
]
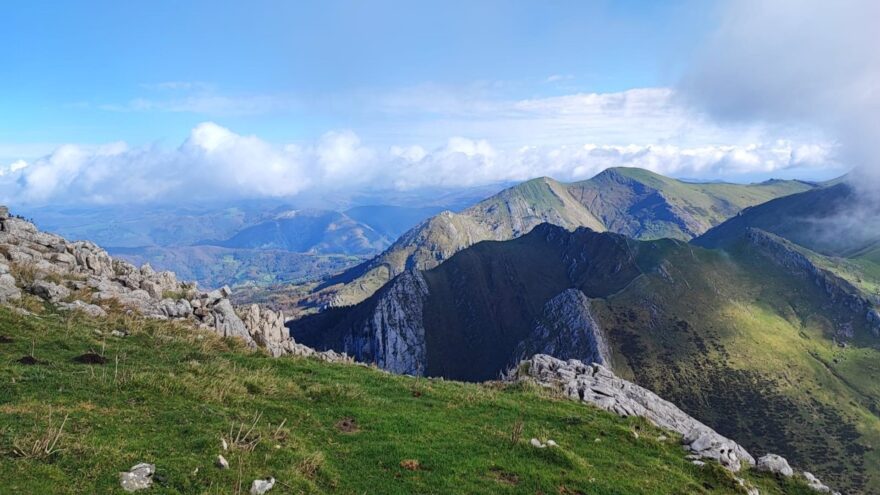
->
[{"left": 0, "top": 0, "right": 875, "bottom": 205}]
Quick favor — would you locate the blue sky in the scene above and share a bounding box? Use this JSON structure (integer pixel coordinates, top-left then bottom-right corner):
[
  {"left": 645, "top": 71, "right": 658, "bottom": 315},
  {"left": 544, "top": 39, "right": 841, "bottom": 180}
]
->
[
  {"left": 1, "top": 0, "right": 875, "bottom": 205},
  {"left": 0, "top": 0, "right": 713, "bottom": 145}
]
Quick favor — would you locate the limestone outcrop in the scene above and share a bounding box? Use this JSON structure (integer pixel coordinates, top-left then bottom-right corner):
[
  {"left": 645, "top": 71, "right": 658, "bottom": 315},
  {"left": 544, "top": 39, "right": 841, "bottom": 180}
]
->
[
  {"left": 340, "top": 269, "right": 430, "bottom": 375},
  {"left": 0, "top": 207, "right": 348, "bottom": 363},
  {"left": 514, "top": 355, "right": 839, "bottom": 493},
  {"left": 514, "top": 289, "right": 611, "bottom": 367}
]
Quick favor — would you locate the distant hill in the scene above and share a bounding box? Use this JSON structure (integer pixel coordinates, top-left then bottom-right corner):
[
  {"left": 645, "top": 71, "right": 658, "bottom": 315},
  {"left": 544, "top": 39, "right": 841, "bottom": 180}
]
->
[
  {"left": 292, "top": 223, "right": 879, "bottom": 493},
  {"left": 695, "top": 180, "right": 880, "bottom": 305},
  {"left": 108, "top": 245, "right": 366, "bottom": 290},
  {"left": 344, "top": 205, "right": 446, "bottom": 239},
  {"left": 205, "top": 209, "right": 389, "bottom": 255},
  {"left": 568, "top": 168, "right": 817, "bottom": 240},
  {"left": 695, "top": 182, "right": 880, "bottom": 257},
  {"left": 307, "top": 168, "right": 816, "bottom": 309}
]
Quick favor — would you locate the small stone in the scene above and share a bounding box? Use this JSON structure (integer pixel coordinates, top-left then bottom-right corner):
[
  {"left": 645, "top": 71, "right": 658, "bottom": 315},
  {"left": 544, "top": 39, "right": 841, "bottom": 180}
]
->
[
  {"left": 657, "top": 435, "right": 667, "bottom": 442},
  {"left": 530, "top": 438, "right": 546, "bottom": 448},
  {"left": 691, "top": 460, "right": 706, "bottom": 467},
  {"left": 216, "top": 455, "right": 229, "bottom": 469},
  {"left": 546, "top": 439, "right": 558, "bottom": 447},
  {"left": 250, "top": 477, "right": 275, "bottom": 495},
  {"left": 119, "top": 463, "right": 155, "bottom": 492},
  {"left": 221, "top": 438, "right": 228, "bottom": 451},
  {"left": 111, "top": 329, "right": 129, "bottom": 338}
]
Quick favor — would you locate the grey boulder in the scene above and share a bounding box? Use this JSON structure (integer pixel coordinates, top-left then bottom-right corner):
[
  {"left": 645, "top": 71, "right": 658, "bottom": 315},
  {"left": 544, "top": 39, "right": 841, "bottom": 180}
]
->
[
  {"left": 757, "top": 453, "right": 794, "bottom": 477},
  {"left": 119, "top": 463, "right": 155, "bottom": 492}
]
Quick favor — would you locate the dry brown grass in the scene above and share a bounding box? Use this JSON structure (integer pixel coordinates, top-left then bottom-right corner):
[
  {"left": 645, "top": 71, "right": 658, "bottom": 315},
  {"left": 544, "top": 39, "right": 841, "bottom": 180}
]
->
[
  {"left": 223, "top": 411, "right": 263, "bottom": 453},
  {"left": 297, "top": 451, "right": 326, "bottom": 479},
  {"left": 11, "top": 410, "right": 70, "bottom": 460},
  {"left": 9, "top": 261, "right": 37, "bottom": 287},
  {"left": 509, "top": 417, "right": 525, "bottom": 446}
]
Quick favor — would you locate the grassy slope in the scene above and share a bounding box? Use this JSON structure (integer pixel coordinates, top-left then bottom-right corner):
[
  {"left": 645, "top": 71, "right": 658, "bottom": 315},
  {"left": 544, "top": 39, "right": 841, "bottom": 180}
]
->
[
  {"left": 694, "top": 183, "right": 873, "bottom": 257},
  {"left": 591, "top": 239, "right": 880, "bottom": 493},
  {"left": 567, "top": 168, "right": 815, "bottom": 241},
  {"left": 0, "top": 306, "right": 814, "bottom": 495}
]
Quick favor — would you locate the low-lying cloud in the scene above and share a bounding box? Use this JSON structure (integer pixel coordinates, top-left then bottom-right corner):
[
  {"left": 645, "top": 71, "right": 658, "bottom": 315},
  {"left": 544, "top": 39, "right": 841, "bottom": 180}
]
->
[
  {"left": 0, "top": 121, "right": 833, "bottom": 206},
  {"left": 682, "top": 0, "right": 879, "bottom": 184}
]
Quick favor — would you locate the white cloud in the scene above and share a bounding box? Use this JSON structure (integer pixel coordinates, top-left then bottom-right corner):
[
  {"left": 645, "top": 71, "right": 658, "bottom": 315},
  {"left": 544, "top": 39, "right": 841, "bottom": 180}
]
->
[
  {"left": 99, "top": 93, "right": 300, "bottom": 116},
  {"left": 681, "top": 0, "right": 879, "bottom": 182},
  {"left": 0, "top": 122, "right": 837, "bottom": 206}
]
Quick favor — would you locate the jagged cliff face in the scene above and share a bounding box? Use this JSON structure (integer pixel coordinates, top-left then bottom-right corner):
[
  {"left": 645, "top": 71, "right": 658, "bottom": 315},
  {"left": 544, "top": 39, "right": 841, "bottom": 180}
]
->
[
  {"left": 514, "top": 289, "right": 611, "bottom": 366},
  {"left": 0, "top": 207, "right": 348, "bottom": 363},
  {"left": 341, "top": 270, "right": 430, "bottom": 375}
]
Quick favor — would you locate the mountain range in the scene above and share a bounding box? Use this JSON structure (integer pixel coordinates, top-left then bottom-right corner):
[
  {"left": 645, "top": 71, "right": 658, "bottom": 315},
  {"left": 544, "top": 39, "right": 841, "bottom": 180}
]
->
[{"left": 303, "top": 167, "right": 816, "bottom": 310}]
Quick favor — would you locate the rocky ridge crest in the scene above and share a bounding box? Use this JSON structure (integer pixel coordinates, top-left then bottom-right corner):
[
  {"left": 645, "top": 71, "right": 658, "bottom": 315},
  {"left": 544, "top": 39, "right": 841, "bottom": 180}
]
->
[
  {"left": 0, "top": 206, "right": 347, "bottom": 362},
  {"left": 746, "top": 227, "right": 880, "bottom": 337}
]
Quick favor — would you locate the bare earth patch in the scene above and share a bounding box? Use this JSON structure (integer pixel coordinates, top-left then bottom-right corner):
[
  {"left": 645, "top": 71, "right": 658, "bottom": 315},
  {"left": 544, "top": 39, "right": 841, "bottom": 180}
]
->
[{"left": 335, "top": 417, "right": 359, "bottom": 434}]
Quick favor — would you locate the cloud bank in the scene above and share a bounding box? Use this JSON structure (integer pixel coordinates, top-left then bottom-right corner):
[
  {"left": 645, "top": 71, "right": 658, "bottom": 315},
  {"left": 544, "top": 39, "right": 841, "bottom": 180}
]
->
[
  {"left": 0, "top": 120, "right": 832, "bottom": 206},
  {"left": 681, "top": 0, "right": 879, "bottom": 184}
]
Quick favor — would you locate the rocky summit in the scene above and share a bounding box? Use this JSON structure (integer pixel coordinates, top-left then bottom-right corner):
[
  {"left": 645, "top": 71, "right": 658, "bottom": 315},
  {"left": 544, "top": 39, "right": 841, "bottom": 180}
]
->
[{"left": 0, "top": 206, "right": 348, "bottom": 363}]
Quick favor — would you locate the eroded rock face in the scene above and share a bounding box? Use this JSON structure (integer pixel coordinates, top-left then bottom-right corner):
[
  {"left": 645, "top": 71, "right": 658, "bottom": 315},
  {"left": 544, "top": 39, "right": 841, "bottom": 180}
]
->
[
  {"left": 0, "top": 270, "right": 21, "bottom": 303},
  {"left": 515, "top": 289, "right": 611, "bottom": 367},
  {"left": 29, "top": 280, "right": 71, "bottom": 303},
  {"left": 241, "top": 304, "right": 288, "bottom": 347},
  {"left": 340, "top": 269, "right": 430, "bottom": 375},
  {"left": 0, "top": 207, "right": 349, "bottom": 363}
]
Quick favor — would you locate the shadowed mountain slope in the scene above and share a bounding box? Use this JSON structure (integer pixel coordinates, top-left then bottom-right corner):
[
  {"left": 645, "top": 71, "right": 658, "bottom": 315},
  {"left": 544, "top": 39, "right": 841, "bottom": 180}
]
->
[{"left": 292, "top": 224, "right": 880, "bottom": 493}]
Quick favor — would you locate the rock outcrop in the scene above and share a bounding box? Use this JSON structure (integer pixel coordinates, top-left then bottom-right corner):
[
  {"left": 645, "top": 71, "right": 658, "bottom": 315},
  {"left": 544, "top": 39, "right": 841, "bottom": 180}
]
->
[
  {"left": 515, "top": 289, "right": 611, "bottom": 367},
  {"left": 0, "top": 207, "right": 348, "bottom": 363},
  {"left": 119, "top": 463, "right": 155, "bottom": 492},
  {"left": 337, "top": 269, "right": 430, "bottom": 375},
  {"left": 514, "top": 355, "right": 839, "bottom": 493},
  {"left": 515, "top": 354, "right": 754, "bottom": 472}
]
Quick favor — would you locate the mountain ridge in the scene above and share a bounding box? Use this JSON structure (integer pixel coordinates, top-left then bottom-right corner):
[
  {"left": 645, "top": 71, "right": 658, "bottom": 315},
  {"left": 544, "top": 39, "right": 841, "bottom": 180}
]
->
[{"left": 304, "top": 168, "right": 816, "bottom": 310}]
